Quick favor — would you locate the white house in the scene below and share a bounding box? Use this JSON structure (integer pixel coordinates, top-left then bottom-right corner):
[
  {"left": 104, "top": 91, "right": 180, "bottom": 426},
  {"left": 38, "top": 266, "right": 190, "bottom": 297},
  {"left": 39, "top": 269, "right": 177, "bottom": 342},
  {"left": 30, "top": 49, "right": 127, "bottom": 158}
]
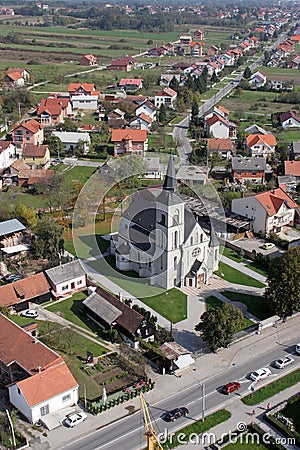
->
[
  {"left": 52, "top": 131, "right": 91, "bottom": 154},
  {"left": 249, "top": 70, "right": 267, "bottom": 88},
  {"left": 45, "top": 259, "right": 87, "bottom": 299},
  {"left": 160, "top": 341, "right": 195, "bottom": 372},
  {"left": 112, "top": 156, "right": 219, "bottom": 290},
  {"left": 71, "top": 95, "right": 98, "bottom": 110},
  {"left": 130, "top": 113, "right": 152, "bottom": 131},
  {"left": 0, "top": 141, "right": 16, "bottom": 169},
  {"left": 280, "top": 111, "right": 300, "bottom": 129},
  {"left": 231, "top": 187, "right": 297, "bottom": 234},
  {"left": 246, "top": 133, "right": 277, "bottom": 157},
  {"left": 136, "top": 101, "right": 157, "bottom": 121},
  {"left": 154, "top": 88, "right": 177, "bottom": 109},
  {"left": 205, "top": 114, "right": 233, "bottom": 139}
]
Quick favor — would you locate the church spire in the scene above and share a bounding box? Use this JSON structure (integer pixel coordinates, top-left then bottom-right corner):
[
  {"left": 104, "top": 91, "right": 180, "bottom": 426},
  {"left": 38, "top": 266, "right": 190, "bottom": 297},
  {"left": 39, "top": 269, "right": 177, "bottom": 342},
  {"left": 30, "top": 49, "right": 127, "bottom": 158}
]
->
[{"left": 163, "top": 154, "right": 177, "bottom": 192}]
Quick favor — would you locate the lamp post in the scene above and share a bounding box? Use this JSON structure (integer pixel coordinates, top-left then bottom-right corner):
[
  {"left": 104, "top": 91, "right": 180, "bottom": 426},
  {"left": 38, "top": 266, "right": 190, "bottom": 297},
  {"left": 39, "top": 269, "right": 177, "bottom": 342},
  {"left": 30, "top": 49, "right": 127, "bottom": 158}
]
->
[{"left": 198, "top": 381, "right": 205, "bottom": 422}]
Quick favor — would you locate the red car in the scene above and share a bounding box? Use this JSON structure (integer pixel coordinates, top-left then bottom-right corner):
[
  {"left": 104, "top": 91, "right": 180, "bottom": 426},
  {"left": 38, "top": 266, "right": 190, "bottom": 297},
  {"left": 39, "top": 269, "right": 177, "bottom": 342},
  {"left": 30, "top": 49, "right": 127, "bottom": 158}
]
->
[{"left": 222, "top": 381, "right": 241, "bottom": 395}]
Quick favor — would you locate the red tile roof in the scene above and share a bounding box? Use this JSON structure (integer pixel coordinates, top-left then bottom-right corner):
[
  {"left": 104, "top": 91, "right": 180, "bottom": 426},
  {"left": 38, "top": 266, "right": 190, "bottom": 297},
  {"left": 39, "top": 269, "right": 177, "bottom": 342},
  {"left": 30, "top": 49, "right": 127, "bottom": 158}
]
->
[
  {"left": 246, "top": 133, "right": 277, "bottom": 148},
  {"left": 0, "top": 314, "right": 62, "bottom": 375},
  {"left": 10, "top": 160, "right": 31, "bottom": 172},
  {"left": 155, "top": 87, "right": 177, "bottom": 98},
  {"left": 111, "top": 129, "right": 148, "bottom": 142},
  {"left": 206, "top": 114, "right": 229, "bottom": 127},
  {"left": 16, "top": 361, "right": 78, "bottom": 407},
  {"left": 216, "top": 105, "right": 229, "bottom": 116},
  {"left": 255, "top": 187, "right": 297, "bottom": 216},
  {"left": 138, "top": 113, "right": 152, "bottom": 124},
  {"left": 37, "top": 97, "right": 69, "bottom": 116},
  {"left": 7, "top": 68, "right": 25, "bottom": 75},
  {"left": 7, "top": 72, "right": 23, "bottom": 81},
  {"left": 284, "top": 160, "right": 300, "bottom": 177},
  {"left": 207, "top": 138, "right": 232, "bottom": 151},
  {"left": 23, "top": 144, "right": 48, "bottom": 158},
  {"left": 68, "top": 83, "right": 96, "bottom": 94},
  {"left": 119, "top": 78, "right": 142, "bottom": 87},
  {"left": 13, "top": 119, "right": 43, "bottom": 134},
  {"left": 0, "top": 273, "right": 51, "bottom": 308},
  {"left": 0, "top": 141, "right": 13, "bottom": 153}
]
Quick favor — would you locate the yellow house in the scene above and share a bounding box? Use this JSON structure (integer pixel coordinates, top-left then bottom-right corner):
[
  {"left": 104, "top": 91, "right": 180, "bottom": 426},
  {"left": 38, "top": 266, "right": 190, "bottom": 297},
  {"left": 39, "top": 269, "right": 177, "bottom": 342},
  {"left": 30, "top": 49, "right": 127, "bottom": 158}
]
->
[{"left": 22, "top": 144, "right": 50, "bottom": 169}]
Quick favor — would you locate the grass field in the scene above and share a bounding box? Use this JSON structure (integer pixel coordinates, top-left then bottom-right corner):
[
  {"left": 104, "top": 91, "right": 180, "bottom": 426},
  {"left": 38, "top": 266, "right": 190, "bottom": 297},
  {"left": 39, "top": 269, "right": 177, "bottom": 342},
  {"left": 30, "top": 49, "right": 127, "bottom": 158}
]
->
[
  {"left": 140, "top": 288, "right": 187, "bottom": 324},
  {"left": 242, "top": 369, "right": 300, "bottom": 406},
  {"left": 221, "top": 291, "right": 271, "bottom": 320},
  {"left": 215, "top": 262, "right": 265, "bottom": 288}
]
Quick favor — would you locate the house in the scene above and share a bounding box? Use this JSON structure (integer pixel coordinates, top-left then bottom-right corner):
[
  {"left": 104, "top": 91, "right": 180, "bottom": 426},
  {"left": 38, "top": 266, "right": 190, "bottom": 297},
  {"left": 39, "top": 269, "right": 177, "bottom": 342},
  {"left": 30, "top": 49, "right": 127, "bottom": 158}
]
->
[
  {"left": 231, "top": 156, "right": 267, "bottom": 184},
  {"left": 231, "top": 187, "right": 297, "bottom": 234},
  {"left": 207, "top": 61, "right": 222, "bottom": 76},
  {"left": 136, "top": 101, "right": 157, "bottom": 121},
  {"left": 37, "top": 95, "right": 72, "bottom": 125},
  {"left": 17, "top": 169, "right": 55, "bottom": 189},
  {"left": 160, "top": 342, "right": 195, "bottom": 372},
  {"left": 207, "top": 45, "right": 219, "bottom": 56},
  {"left": 107, "top": 109, "right": 125, "bottom": 121},
  {"left": 148, "top": 47, "right": 167, "bottom": 57},
  {"left": 130, "top": 114, "right": 152, "bottom": 131},
  {"left": 284, "top": 161, "right": 300, "bottom": 182},
  {"left": 154, "top": 87, "right": 177, "bottom": 109},
  {"left": 193, "top": 29, "right": 204, "bottom": 40},
  {"left": 245, "top": 124, "right": 268, "bottom": 135},
  {"left": 45, "top": 259, "right": 87, "bottom": 299},
  {"left": 280, "top": 111, "right": 300, "bottom": 129},
  {"left": 218, "top": 53, "right": 234, "bottom": 66},
  {"left": 179, "top": 35, "right": 192, "bottom": 45},
  {"left": 83, "top": 286, "right": 156, "bottom": 348},
  {"left": 108, "top": 56, "right": 137, "bottom": 72},
  {"left": 249, "top": 70, "right": 267, "bottom": 88},
  {"left": 80, "top": 54, "right": 97, "bottom": 66},
  {"left": 213, "top": 105, "right": 229, "bottom": 120},
  {"left": 0, "top": 141, "right": 16, "bottom": 169},
  {"left": 176, "top": 165, "right": 209, "bottom": 186},
  {"left": 246, "top": 133, "right": 277, "bottom": 157},
  {"left": 52, "top": 131, "right": 91, "bottom": 154},
  {"left": 5, "top": 68, "right": 30, "bottom": 87},
  {"left": 112, "top": 156, "right": 219, "bottom": 289},
  {"left": 160, "top": 74, "right": 181, "bottom": 87},
  {"left": 22, "top": 144, "right": 50, "bottom": 169},
  {"left": 12, "top": 119, "right": 44, "bottom": 150},
  {"left": 205, "top": 114, "right": 236, "bottom": 139},
  {"left": 0, "top": 218, "right": 26, "bottom": 251},
  {"left": 111, "top": 129, "right": 148, "bottom": 157},
  {"left": 0, "top": 272, "right": 51, "bottom": 311},
  {"left": 68, "top": 83, "right": 100, "bottom": 111},
  {"left": 291, "top": 141, "right": 300, "bottom": 160},
  {"left": 190, "top": 42, "right": 203, "bottom": 57},
  {"left": 68, "top": 83, "right": 98, "bottom": 97},
  {"left": 0, "top": 314, "right": 78, "bottom": 425},
  {"left": 7, "top": 159, "right": 31, "bottom": 175},
  {"left": 207, "top": 138, "right": 234, "bottom": 159},
  {"left": 119, "top": 78, "right": 142, "bottom": 91}
]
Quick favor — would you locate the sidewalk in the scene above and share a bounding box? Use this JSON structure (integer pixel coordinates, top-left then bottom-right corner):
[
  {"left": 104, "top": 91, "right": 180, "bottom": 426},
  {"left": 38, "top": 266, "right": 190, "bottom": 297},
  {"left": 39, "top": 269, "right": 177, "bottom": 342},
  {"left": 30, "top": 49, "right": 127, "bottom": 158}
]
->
[{"left": 177, "top": 382, "right": 300, "bottom": 449}]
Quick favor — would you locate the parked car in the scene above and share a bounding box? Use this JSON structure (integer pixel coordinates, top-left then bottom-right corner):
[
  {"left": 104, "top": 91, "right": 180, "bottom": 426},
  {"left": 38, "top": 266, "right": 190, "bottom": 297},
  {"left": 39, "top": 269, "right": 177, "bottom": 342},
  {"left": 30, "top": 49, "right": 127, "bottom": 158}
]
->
[
  {"left": 250, "top": 367, "right": 271, "bottom": 381},
  {"left": 165, "top": 407, "right": 189, "bottom": 422},
  {"left": 262, "top": 243, "right": 275, "bottom": 250},
  {"left": 20, "top": 309, "right": 39, "bottom": 318},
  {"left": 295, "top": 343, "right": 300, "bottom": 355},
  {"left": 274, "top": 356, "right": 295, "bottom": 369},
  {"left": 64, "top": 412, "right": 87, "bottom": 428},
  {"left": 222, "top": 381, "right": 241, "bottom": 395}
]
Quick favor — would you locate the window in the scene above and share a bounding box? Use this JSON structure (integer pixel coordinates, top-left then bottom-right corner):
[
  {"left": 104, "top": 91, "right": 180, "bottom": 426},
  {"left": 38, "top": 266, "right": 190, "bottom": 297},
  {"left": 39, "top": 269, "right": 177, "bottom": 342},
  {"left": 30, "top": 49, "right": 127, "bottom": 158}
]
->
[
  {"left": 62, "top": 285, "right": 68, "bottom": 291},
  {"left": 200, "top": 234, "right": 203, "bottom": 243},
  {"left": 17, "top": 388, "right": 21, "bottom": 395},
  {"left": 174, "top": 256, "right": 177, "bottom": 270},
  {"left": 77, "top": 280, "right": 82, "bottom": 285},
  {"left": 63, "top": 394, "right": 71, "bottom": 403},
  {"left": 174, "top": 231, "right": 178, "bottom": 248},
  {"left": 40, "top": 404, "right": 49, "bottom": 416},
  {"left": 190, "top": 236, "right": 193, "bottom": 246}
]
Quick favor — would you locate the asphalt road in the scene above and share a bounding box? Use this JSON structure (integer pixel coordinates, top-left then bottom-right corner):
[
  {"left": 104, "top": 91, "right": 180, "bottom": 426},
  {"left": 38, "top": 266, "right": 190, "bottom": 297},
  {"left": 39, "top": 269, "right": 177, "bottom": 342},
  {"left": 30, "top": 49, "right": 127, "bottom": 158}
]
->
[
  {"left": 172, "top": 116, "right": 191, "bottom": 163},
  {"left": 56, "top": 334, "right": 300, "bottom": 450}
]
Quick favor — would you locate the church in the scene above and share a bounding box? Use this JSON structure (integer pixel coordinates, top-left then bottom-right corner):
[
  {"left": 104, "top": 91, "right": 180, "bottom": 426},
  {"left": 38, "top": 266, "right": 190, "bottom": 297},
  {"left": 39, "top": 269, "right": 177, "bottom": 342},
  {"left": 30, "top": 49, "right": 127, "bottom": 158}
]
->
[{"left": 111, "top": 156, "right": 219, "bottom": 290}]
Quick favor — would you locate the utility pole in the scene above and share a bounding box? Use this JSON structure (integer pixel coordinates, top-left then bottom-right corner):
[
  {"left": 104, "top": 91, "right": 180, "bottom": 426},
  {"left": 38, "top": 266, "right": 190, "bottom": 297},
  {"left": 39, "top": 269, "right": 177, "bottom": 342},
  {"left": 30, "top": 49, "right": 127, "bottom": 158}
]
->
[{"left": 6, "top": 409, "right": 16, "bottom": 449}]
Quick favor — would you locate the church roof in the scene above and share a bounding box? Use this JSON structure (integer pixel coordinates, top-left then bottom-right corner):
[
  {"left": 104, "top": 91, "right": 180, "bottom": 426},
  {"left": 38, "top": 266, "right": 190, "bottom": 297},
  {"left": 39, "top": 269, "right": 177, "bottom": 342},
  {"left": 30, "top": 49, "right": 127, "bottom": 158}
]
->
[{"left": 163, "top": 155, "right": 177, "bottom": 192}]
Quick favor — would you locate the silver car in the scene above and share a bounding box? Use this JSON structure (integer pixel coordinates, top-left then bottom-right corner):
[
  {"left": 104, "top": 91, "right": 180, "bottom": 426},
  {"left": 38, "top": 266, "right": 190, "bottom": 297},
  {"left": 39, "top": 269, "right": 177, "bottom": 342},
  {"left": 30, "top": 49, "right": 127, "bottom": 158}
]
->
[{"left": 274, "top": 356, "right": 295, "bottom": 369}]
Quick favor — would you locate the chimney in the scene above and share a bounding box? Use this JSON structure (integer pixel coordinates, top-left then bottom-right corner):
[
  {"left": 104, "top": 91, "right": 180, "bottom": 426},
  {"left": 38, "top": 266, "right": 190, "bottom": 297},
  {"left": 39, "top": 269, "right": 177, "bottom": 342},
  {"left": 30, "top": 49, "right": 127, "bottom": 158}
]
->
[{"left": 119, "top": 292, "right": 123, "bottom": 302}]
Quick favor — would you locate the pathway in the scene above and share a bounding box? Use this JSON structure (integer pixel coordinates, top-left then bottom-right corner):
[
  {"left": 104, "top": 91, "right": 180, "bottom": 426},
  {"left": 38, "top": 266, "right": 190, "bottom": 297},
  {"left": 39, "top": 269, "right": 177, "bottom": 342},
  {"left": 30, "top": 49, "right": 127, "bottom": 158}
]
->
[{"left": 221, "top": 255, "right": 267, "bottom": 284}]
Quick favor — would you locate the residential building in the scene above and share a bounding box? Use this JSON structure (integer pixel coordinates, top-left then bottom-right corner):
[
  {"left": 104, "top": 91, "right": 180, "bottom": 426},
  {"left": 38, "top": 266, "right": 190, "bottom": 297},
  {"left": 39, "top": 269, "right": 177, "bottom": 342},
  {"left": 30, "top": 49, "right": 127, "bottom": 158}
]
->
[
  {"left": 0, "top": 314, "right": 78, "bottom": 424},
  {"left": 129, "top": 113, "right": 152, "bottom": 131},
  {"left": 179, "top": 35, "right": 192, "bottom": 45},
  {"left": 17, "top": 169, "right": 55, "bottom": 189},
  {"left": 83, "top": 286, "right": 156, "bottom": 348},
  {"left": 22, "top": 144, "right": 50, "bottom": 169},
  {"left": 71, "top": 95, "right": 99, "bottom": 110},
  {"left": 246, "top": 133, "right": 277, "bottom": 157},
  {"left": 108, "top": 56, "right": 137, "bottom": 72},
  {"left": 284, "top": 160, "right": 300, "bottom": 182},
  {"left": 231, "top": 187, "right": 297, "bottom": 234},
  {"left": 111, "top": 129, "right": 148, "bottom": 157},
  {"left": 0, "top": 141, "right": 16, "bottom": 169},
  {"left": 190, "top": 42, "right": 203, "bottom": 57},
  {"left": 249, "top": 70, "right": 267, "bottom": 88},
  {"left": 245, "top": 124, "right": 268, "bottom": 135},
  {"left": 112, "top": 156, "right": 219, "bottom": 289},
  {"left": 0, "top": 272, "right": 51, "bottom": 311},
  {"left": 45, "top": 259, "right": 87, "bottom": 299},
  {"left": 193, "top": 29, "right": 204, "bottom": 40},
  {"left": 205, "top": 114, "right": 236, "bottom": 139},
  {"left": 80, "top": 54, "right": 97, "bottom": 66},
  {"left": 68, "top": 83, "right": 98, "bottom": 97},
  {"left": 136, "top": 101, "right": 157, "bottom": 121},
  {"left": 207, "top": 45, "right": 219, "bottom": 56},
  {"left": 52, "top": 131, "right": 91, "bottom": 154},
  {"left": 0, "top": 218, "right": 26, "bottom": 252},
  {"left": 12, "top": 119, "right": 44, "bottom": 150},
  {"left": 37, "top": 95, "right": 72, "bottom": 126},
  {"left": 291, "top": 141, "right": 300, "bottom": 160},
  {"left": 280, "top": 111, "right": 300, "bottom": 129},
  {"left": 5, "top": 68, "right": 30, "bottom": 87},
  {"left": 207, "top": 138, "right": 234, "bottom": 159},
  {"left": 119, "top": 78, "right": 143, "bottom": 91},
  {"left": 231, "top": 156, "right": 267, "bottom": 184},
  {"left": 160, "top": 74, "right": 181, "bottom": 87},
  {"left": 142, "top": 156, "right": 164, "bottom": 179},
  {"left": 154, "top": 87, "right": 177, "bottom": 109}
]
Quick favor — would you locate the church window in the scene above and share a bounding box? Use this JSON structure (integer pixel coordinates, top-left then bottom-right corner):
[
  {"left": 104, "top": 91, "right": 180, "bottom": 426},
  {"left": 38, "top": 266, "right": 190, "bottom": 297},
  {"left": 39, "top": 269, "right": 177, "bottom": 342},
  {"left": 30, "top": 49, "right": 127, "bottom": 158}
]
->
[
  {"left": 161, "top": 213, "right": 165, "bottom": 226},
  {"left": 174, "top": 256, "right": 177, "bottom": 270},
  {"left": 200, "top": 234, "right": 203, "bottom": 243},
  {"left": 173, "top": 209, "right": 180, "bottom": 225},
  {"left": 195, "top": 233, "right": 198, "bottom": 243},
  {"left": 174, "top": 231, "right": 178, "bottom": 248},
  {"left": 190, "top": 236, "right": 193, "bottom": 246}
]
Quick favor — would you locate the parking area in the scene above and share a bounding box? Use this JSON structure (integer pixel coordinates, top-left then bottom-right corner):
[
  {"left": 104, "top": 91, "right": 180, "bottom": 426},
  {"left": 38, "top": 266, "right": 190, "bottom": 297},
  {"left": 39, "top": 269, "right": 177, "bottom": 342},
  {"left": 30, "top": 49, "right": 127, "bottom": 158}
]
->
[{"left": 231, "top": 237, "right": 284, "bottom": 258}]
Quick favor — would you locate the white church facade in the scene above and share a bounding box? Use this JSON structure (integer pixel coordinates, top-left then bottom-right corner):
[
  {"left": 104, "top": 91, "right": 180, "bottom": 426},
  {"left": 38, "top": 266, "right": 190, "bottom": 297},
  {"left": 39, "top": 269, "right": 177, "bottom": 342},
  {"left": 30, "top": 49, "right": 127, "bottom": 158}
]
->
[{"left": 111, "top": 156, "right": 219, "bottom": 290}]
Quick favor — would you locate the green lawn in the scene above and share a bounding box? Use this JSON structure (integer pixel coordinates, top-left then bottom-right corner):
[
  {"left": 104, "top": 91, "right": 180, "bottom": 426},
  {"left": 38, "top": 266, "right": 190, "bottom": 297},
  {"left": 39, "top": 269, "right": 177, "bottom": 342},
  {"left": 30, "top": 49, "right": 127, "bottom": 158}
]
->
[
  {"left": 224, "top": 439, "right": 273, "bottom": 449},
  {"left": 283, "top": 400, "right": 300, "bottom": 434},
  {"left": 221, "top": 291, "right": 271, "bottom": 320},
  {"left": 242, "top": 369, "right": 300, "bottom": 406},
  {"left": 245, "top": 263, "right": 268, "bottom": 278},
  {"left": 140, "top": 288, "right": 187, "bottom": 324},
  {"left": 205, "top": 296, "right": 253, "bottom": 331},
  {"left": 221, "top": 246, "right": 246, "bottom": 263},
  {"left": 162, "top": 409, "right": 231, "bottom": 449},
  {"left": 215, "top": 262, "right": 265, "bottom": 288},
  {"left": 61, "top": 166, "right": 97, "bottom": 190}
]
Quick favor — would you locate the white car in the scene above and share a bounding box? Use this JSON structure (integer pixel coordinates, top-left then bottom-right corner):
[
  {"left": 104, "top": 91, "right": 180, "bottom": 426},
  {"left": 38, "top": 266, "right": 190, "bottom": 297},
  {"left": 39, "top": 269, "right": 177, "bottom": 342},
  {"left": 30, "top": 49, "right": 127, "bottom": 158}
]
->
[
  {"left": 274, "top": 356, "right": 295, "bottom": 369},
  {"left": 296, "top": 343, "right": 300, "bottom": 355},
  {"left": 64, "top": 412, "right": 87, "bottom": 428},
  {"left": 20, "top": 309, "right": 39, "bottom": 318},
  {"left": 250, "top": 367, "right": 271, "bottom": 381}
]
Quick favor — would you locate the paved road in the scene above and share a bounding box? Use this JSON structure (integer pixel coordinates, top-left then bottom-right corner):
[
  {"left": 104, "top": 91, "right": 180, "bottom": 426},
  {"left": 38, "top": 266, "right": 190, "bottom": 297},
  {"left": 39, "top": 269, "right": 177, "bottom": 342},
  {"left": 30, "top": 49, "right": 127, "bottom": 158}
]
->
[
  {"left": 50, "top": 333, "right": 300, "bottom": 450},
  {"left": 172, "top": 116, "right": 191, "bottom": 163}
]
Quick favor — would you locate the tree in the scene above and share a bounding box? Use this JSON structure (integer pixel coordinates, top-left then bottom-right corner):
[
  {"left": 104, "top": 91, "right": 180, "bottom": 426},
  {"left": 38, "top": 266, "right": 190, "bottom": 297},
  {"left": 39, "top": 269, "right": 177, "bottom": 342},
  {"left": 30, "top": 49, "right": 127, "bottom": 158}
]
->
[
  {"left": 169, "top": 76, "right": 179, "bottom": 91},
  {"left": 265, "top": 248, "right": 300, "bottom": 318},
  {"left": 31, "top": 216, "right": 64, "bottom": 262},
  {"left": 158, "top": 104, "right": 167, "bottom": 124},
  {"left": 15, "top": 204, "right": 38, "bottom": 228},
  {"left": 243, "top": 66, "right": 252, "bottom": 79},
  {"left": 195, "top": 303, "right": 244, "bottom": 352}
]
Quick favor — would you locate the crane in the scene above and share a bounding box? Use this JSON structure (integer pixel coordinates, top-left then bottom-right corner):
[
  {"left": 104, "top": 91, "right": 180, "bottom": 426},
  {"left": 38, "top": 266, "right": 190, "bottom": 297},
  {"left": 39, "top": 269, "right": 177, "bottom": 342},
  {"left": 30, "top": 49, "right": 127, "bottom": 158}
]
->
[{"left": 140, "top": 392, "right": 164, "bottom": 450}]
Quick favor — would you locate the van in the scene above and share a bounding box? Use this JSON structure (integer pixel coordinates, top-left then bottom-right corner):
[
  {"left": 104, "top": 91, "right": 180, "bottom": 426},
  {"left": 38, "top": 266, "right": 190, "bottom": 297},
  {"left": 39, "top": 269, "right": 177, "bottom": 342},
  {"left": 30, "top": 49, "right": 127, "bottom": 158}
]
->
[{"left": 296, "top": 343, "right": 300, "bottom": 355}]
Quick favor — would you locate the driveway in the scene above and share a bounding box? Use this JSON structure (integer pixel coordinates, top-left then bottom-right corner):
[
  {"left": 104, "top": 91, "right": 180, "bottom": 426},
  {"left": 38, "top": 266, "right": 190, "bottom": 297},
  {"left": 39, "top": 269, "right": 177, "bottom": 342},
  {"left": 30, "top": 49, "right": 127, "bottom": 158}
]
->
[{"left": 228, "top": 237, "right": 284, "bottom": 258}]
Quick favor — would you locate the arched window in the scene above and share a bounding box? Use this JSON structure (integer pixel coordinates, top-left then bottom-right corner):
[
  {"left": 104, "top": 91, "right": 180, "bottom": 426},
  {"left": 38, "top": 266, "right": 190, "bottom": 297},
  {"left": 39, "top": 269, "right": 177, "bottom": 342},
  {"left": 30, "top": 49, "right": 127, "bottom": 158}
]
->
[
  {"left": 173, "top": 209, "right": 180, "bottom": 226},
  {"left": 190, "top": 236, "right": 193, "bottom": 246},
  {"left": 200, "top": 234, "right": 203, "bottom": 243},
  {"left": 174, "top": 256, "right": 177, "bottom": 270},
  {"left": 195, "top": 232, "right": 198, "bottom": 243},
  {"left": 174, "top": 231, "right": 178, "bottom": 248}
]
